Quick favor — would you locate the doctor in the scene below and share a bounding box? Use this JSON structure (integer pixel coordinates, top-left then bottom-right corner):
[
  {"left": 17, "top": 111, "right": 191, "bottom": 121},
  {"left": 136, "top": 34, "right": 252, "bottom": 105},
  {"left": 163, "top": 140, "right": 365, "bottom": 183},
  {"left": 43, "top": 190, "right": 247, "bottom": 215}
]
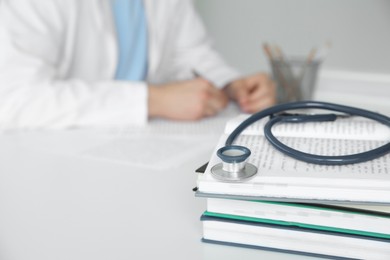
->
[{"left": 0, "top": 0, "right": 275, "bottom": 129}]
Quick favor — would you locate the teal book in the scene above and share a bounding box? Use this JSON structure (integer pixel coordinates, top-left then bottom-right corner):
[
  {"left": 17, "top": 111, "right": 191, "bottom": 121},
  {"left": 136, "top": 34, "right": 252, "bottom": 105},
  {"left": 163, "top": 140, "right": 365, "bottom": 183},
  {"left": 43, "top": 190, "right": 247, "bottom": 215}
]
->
[
  {"left": 201, "top": 213, "right": 390, "bottom": 260},
  {"left": 205, "top": 198, "right": 390, "bottom": 239}
]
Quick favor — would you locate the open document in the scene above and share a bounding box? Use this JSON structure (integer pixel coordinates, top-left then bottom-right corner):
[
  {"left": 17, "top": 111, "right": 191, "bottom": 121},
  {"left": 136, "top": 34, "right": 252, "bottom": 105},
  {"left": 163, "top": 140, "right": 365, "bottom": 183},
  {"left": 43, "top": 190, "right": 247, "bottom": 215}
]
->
[{"left": 197, "top": 114, "right": 390, "bottom": 204}]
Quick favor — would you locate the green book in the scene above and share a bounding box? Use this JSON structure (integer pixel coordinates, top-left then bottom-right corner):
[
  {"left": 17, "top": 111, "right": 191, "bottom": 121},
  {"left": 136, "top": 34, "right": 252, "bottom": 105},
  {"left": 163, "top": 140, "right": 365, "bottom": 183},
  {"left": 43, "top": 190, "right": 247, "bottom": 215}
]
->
[
  {"left": 201, "top": 213, "right": 390, "bottom": 260},
  {"left": 205, "top": 198, "right": 390, "bottom": 239}
]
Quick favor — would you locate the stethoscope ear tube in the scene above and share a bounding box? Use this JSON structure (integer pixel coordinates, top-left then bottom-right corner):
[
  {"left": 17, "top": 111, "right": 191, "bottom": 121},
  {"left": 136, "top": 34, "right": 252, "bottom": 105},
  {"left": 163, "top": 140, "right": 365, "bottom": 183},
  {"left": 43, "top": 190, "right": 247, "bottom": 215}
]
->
[
  {"left": 264, "top": 114, "right": 390, "bottom": 165},
  {"left": 225, "top": 101, "right": 390, "bottom": 165}
]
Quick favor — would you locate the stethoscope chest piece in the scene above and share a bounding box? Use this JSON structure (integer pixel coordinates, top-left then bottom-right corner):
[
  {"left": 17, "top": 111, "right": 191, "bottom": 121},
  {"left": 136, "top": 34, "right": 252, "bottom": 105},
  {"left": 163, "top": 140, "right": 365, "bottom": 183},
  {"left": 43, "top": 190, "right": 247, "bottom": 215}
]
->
[{"left": 211, "top": 145, "right": 258, "bottom": 182}]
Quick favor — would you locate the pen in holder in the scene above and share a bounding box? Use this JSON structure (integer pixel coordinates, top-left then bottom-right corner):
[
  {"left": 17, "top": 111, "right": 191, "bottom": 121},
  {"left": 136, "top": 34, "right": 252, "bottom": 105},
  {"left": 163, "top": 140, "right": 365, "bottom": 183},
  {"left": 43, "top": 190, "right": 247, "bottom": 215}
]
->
[{"left": 264, "top": 44, "right": 324, "bottom": 103}]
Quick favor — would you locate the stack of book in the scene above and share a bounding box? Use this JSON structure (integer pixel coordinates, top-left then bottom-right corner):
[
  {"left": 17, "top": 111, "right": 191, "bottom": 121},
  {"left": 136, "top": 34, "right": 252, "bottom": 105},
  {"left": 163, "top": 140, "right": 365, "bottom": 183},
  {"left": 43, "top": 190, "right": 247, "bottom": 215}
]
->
[{"left": 196, "top": 114, "right": 390, "bottom": 259}]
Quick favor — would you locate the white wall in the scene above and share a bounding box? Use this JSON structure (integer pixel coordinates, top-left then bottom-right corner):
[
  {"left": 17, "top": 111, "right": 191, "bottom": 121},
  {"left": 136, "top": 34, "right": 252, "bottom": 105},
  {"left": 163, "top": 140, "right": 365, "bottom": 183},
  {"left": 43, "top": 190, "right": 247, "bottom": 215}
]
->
[{"left": 195, "top": 0, "right": 390, "bottom": 75}]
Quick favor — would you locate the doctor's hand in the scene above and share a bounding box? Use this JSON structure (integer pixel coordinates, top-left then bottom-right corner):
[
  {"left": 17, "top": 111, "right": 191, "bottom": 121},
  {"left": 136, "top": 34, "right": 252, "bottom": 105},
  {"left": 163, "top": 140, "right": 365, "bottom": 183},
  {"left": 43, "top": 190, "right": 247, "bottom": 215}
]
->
[
  {"left": 148, "top": 78, "right": 228, "bottom": 121},
  {"left": 225, "top": 73, "right": 276, "bottom": 113}
]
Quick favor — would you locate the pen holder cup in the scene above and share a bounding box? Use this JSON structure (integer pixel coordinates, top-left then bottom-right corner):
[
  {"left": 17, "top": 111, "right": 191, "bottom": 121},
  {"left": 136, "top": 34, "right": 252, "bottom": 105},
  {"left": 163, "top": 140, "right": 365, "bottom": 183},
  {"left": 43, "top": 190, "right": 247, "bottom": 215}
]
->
[{"left": 270, "top": 58, "right": 321, "bottom": 103}]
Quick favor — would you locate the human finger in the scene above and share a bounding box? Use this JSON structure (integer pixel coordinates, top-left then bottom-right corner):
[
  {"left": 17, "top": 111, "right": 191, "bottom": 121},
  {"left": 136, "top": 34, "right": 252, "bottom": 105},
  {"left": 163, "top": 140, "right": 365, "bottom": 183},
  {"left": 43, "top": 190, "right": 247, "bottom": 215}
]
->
[
  {"left": 242, "top": 83, "right": 276, "bottom": 112},
  {"left": 203, "top": 96, "right": 223, "bottom": 117},
  {"left": 247, "top": 79, "right": 275, "bottom": 103},
  {"left": 209, "top": 85, "right": 229, "bottom": 105}
]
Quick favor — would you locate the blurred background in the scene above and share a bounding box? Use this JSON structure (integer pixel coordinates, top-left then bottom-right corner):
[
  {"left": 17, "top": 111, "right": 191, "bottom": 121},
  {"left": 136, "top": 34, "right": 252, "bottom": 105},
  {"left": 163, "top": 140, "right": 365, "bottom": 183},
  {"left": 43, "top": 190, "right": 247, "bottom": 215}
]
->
[{"left": 194, "top": 0, "right": 390, "bottom": 75}]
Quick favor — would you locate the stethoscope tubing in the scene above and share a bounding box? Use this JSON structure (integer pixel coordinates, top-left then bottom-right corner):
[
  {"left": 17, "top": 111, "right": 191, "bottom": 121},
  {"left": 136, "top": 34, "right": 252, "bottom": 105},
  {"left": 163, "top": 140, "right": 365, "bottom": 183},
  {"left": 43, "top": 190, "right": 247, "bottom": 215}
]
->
[{"left": 225, "top": 101, "right": 390, "bottom": 165}]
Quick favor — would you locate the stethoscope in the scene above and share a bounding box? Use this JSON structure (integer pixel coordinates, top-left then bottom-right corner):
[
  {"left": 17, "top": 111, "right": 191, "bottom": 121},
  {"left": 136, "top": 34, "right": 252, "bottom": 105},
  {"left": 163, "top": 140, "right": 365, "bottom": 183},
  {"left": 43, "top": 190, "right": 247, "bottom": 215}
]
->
[{"left": 211, "top": 101, "right": 390, "bottom": 182}]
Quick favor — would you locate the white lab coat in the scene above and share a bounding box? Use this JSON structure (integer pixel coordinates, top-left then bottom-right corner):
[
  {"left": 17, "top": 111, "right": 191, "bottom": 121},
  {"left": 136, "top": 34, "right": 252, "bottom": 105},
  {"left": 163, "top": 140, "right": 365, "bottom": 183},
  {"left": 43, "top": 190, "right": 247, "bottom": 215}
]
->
[{"left": 0, "top": 0, "right": 240, "bottom": 129}]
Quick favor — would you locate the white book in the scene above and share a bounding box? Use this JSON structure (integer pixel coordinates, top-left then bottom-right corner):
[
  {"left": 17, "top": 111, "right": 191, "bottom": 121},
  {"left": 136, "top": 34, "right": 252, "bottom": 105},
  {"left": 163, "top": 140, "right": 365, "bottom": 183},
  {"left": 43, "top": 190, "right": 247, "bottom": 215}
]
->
[
  {"left": 197, "top": 114, "right": 390, "bottom": 203},
  {"left": 202, "top": 214, "right": 390, "bottom": 260},
  {"left": 206, "top": 198, "right": 390, "bottom": 238}
]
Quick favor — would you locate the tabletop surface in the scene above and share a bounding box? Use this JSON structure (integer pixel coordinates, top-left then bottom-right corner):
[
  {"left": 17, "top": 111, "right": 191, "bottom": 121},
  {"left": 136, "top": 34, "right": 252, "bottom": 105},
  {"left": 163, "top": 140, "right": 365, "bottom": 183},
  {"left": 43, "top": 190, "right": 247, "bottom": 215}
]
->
[{"left": 0, "top": 71, "right": 389, "bottom": 260}]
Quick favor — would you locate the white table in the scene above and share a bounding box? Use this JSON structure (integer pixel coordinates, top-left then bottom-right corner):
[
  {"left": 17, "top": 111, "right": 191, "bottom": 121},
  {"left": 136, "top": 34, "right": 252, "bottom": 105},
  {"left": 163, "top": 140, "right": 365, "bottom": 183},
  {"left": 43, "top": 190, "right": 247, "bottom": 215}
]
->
[
  {"left": 0, "top": 110, "right": 317, "bottom": 260},
  {"left": 0, "top": 71, "right": 388, "bottom": 260}
]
